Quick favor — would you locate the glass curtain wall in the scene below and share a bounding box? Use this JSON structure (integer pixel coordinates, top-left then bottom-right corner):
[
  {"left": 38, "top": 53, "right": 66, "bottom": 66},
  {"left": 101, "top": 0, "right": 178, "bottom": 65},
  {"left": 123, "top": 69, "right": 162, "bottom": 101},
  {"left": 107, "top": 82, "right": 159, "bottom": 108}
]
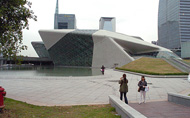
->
[
  {"left": 48, "top": 30, "right": 97, "bottom": 67},
  {"left": 158, "top": 0, "right": 180, "bottom": 50}
]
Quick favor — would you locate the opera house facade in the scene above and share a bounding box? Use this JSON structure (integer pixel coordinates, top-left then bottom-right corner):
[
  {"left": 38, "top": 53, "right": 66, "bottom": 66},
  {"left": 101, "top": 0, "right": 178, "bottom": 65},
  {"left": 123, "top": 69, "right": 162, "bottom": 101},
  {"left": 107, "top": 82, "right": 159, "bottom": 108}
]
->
[{"left": 39, "top": 29, "right": 180, "bottom": 68}]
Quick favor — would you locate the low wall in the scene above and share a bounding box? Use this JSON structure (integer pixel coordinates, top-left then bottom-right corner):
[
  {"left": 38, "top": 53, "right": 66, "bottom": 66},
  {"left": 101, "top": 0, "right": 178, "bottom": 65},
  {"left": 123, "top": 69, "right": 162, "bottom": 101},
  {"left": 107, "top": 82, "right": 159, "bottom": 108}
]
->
[
  {"left": 168, "top": 92, "right": 190, "bottom": 107},
  {"left": 109, "top": 95, "right": 147, "bottom": 118}
]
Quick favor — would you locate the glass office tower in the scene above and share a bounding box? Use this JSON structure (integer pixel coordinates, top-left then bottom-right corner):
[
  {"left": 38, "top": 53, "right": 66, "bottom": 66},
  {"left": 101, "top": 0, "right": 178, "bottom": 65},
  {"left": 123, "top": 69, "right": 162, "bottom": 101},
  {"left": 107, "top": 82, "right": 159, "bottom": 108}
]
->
[
  {"left": 158, "top": 0, "right": 190, "bottom": 58},
  {"left": 54, "top": 14, "right": 76, "bottom": 29},
  {"left": 54, "top": 0, "right": 76, "bottom": 29}
]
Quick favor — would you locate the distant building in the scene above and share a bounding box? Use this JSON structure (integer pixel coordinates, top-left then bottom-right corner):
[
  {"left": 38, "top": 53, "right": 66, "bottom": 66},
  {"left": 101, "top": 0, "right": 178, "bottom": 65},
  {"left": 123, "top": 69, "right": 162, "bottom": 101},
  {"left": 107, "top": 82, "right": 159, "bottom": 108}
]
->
[
  {"left": 151, "top": 41, "right": 157, "bottom": 45},
  {"left": 54, "top": 0, "right": 76, "bottom": 29},
  {"left": 158, "top": 0, "right": 190, "bottom": 58},
  {"left": 99, "top": 17, "right": 116, "bottom": 32},
  {"left": 54, "top": 14, "right": 76, "bottom": 29}
]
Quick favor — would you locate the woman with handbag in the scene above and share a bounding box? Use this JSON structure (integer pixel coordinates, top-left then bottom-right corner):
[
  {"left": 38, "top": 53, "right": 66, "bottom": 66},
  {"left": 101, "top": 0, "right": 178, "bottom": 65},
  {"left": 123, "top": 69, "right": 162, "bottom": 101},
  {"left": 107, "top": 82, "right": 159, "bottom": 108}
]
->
[
  {"left": 138, "top": 76, "right": 147, "bottom": 104},
  {"left": 119, "top": 74, "right": 128, "bottom": 104}
]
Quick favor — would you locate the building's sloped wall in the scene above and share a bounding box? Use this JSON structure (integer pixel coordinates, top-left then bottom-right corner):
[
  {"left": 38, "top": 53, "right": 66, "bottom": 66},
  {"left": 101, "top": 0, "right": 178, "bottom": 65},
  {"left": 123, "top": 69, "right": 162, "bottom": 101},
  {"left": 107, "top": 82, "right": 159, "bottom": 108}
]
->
[
  {"left": 92, "top": 36, "right": 134, "bottom": 68},
  {"left": 39, "top": 30, "right": 74, "bottom": 50}
]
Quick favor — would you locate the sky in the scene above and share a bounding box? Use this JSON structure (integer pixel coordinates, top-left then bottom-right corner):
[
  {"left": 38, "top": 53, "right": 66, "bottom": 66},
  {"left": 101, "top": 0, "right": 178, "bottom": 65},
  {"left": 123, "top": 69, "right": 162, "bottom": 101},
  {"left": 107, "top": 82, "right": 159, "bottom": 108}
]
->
[{"left": 22, "top": 0, "right": 160, "bottom": 57}]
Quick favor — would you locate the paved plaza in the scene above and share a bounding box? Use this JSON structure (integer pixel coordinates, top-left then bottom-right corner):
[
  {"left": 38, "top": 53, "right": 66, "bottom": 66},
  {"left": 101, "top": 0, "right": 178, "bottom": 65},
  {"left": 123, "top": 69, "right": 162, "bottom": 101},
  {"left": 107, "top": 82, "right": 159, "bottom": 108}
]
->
[
  {"left": 0, "top": 69, "right": 190, "bottom": 106},
  {"left": 130, "top": 101, "right": 190, "bottom": 118}
]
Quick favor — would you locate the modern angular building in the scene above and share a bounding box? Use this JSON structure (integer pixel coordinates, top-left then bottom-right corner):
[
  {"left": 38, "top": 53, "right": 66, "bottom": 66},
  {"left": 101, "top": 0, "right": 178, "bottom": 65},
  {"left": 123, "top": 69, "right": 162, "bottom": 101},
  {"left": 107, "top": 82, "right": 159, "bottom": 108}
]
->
[
  {"left": 54, "top": 0, "right": 76, "bottom": 29},
  {"left": 39, "top": 29, "right": 180, "bottom": 68},
  {"left": 34, "top": 0, "right": 181, "bottom": 67},
  {"left": 158, "top": 0, "right": 190, "bottom": 58},
  {"left": 99, "top": 17, "right": 116, "bottom": 32}
]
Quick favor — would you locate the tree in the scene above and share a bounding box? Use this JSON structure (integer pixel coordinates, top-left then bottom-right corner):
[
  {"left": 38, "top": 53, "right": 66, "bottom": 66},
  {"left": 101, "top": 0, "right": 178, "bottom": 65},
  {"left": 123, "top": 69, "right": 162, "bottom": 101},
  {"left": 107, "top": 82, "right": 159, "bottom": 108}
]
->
[{"left": 0, "top": 0, "right": 37, "bottom": 60}]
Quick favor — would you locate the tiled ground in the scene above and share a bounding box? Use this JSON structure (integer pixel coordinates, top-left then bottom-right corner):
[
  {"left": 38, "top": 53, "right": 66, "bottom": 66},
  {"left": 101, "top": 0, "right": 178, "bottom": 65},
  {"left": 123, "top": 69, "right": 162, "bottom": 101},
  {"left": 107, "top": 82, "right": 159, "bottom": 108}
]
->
[
  {"left": 129, "top": 101, "right": 190, "bottom": 118},
  {"left": 0, "top": 69, "right": 190, "bottom": 106}
]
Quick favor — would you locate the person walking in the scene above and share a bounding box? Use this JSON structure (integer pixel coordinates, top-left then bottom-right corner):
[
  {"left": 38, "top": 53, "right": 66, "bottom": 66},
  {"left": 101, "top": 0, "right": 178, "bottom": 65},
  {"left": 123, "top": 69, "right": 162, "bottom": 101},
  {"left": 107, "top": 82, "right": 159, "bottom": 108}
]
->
[
  {"left": 138, "top": 76, "right": 147, "bottom": 104},
  {"left": 101, "top": 65, "right": 105, "bottom": 75},
  {"left": 119, "top": 74, "right": 128, "bottom": 104}
]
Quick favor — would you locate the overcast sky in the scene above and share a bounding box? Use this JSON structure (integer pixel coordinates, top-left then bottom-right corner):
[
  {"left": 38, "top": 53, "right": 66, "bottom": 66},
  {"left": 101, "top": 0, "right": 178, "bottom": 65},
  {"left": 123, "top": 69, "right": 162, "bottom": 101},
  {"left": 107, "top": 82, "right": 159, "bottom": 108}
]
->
[{"left": 22, "top": 0, "right": 159, "bottom": 57}]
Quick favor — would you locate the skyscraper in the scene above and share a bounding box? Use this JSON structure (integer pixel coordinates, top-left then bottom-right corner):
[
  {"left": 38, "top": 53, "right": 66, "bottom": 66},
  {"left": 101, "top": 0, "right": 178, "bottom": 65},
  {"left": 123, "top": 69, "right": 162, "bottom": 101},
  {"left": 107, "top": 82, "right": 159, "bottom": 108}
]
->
[
  {"left": 54, "top": 0, "right": 76, "bottom": 29},
  {"left": 99, "top": 17, "right": 116, "bottom": 32},
  {"left": 158, "top": 0, "right": 190, "bottom": 58}
]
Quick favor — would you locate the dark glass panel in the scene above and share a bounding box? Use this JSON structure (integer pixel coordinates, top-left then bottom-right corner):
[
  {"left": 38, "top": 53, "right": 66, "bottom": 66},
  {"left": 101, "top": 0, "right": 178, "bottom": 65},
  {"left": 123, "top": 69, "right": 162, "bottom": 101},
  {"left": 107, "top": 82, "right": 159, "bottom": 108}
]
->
[{"left": 48, "top": 30, "right": 97, "bottom": 67}]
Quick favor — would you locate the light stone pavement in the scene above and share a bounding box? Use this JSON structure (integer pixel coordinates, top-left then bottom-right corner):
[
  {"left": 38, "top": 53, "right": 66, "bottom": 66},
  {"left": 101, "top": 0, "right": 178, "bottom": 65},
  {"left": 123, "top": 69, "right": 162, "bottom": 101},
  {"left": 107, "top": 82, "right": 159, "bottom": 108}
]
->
[{"left": 0, "top": 69, "right": 190, "bottom": 106}]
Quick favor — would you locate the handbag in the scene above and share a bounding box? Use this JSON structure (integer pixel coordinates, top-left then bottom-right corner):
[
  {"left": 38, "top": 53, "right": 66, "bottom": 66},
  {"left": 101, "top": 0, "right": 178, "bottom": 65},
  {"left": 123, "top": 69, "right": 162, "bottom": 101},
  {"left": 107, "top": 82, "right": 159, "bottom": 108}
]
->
[{"left": 138, "top": 87, "right": 140, "bottom": 92}]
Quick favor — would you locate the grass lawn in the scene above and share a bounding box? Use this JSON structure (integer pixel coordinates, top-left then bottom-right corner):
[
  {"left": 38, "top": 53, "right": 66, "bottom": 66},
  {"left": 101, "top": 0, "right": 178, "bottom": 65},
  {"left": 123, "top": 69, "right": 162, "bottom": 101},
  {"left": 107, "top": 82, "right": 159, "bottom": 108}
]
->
[
  {"left": 0, "top": 98, "right": 120, "bottom": 118},
  {"left": 183, "top": 59, "right": 190, "bottom": 64},
  {"left": 117, "top": 57, "right": 187, "bottom": 75}
]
